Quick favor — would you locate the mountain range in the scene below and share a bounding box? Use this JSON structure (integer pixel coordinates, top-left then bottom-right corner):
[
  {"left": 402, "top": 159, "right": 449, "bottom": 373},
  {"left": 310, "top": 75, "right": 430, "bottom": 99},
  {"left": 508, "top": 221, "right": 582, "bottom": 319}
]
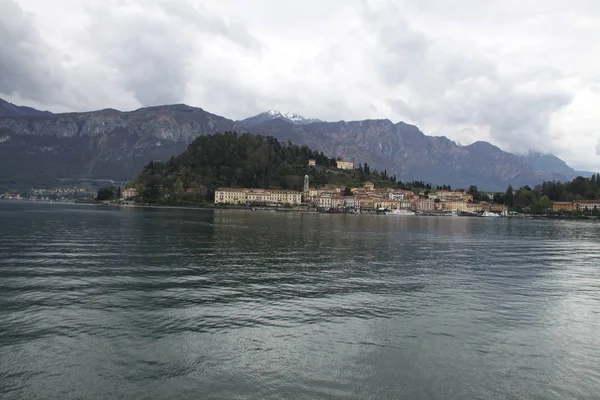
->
[{"left": 0, "top": 98, "right": 594, "bottom": 191}]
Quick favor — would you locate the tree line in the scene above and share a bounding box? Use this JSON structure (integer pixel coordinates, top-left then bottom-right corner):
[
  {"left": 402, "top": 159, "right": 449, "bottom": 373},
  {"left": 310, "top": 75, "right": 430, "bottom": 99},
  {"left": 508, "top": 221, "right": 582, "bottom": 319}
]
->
[
  {"left": 126, "top": 132, "right": 404, "bottom": 204},
  {"left": 492, "top": 175, "right": 600, "bottom": 213}
]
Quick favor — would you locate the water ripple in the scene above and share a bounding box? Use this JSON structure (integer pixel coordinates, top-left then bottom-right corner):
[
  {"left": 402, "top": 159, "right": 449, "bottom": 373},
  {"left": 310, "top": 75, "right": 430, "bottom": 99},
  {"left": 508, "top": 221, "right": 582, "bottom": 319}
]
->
[{"left": 1, "top": 202, "right": 600, "bottom": 399}]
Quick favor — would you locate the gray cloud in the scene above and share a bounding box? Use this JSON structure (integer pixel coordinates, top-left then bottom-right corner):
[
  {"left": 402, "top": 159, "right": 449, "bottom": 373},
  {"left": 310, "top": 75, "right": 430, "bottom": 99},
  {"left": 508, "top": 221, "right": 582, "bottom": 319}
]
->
[
  {"left": 2, "top": 0, "right": 599, "bottom": 170},
  {"left": 87, "top": 7, "right": 193, "bottom": 106},
  {"left": 0, "top": 1, "right": 65, "bottom": 104},
  {"left": 361, "top": 3, "right": 429, "bottom": 86},
  {"left": 159, "top": 1, "right": 262, "bottom": 53},
  {"left": 82, "top": 1, "right": 262, "bottom": 107},
  {"left": 358, "top": 1, "right": 575, "bottom": 154}
]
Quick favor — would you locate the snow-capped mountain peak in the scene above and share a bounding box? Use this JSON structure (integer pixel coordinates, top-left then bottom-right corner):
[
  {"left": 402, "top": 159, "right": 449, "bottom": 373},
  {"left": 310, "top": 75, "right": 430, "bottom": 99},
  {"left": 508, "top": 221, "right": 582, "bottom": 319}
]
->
[{"left": 240, "top": 110, "right": 323, "bottom": 126}]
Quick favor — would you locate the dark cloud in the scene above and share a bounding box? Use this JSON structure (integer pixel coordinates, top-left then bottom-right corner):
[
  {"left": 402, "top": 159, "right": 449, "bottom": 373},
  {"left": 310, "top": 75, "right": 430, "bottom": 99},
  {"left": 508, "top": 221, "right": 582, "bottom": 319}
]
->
[
  {"left": 0, "top": 1, "right": 64, "bottom": 104},
  {"left": 87, "top": 8, "right": 193, "bottom": 106},
  {"left": 471, "top": 86, "right": 572, "bottom": 152}
]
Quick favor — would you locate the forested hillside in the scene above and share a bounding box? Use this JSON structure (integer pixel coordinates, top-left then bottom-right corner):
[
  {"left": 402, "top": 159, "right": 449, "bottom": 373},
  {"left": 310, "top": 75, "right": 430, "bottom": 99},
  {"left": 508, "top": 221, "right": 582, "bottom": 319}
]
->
[{"left": 130, "top": 132, "right": 401, "bottom": 204}]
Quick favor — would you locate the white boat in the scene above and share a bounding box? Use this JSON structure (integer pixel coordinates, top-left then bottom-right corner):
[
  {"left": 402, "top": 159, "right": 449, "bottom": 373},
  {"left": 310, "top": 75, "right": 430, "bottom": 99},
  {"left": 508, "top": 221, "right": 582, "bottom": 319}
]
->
[
  {"left": 389, "top": 209, "right": 415, "bottom": 216},
  {"left": 481, "top": 211, "right": 500, "bottom": 217}
]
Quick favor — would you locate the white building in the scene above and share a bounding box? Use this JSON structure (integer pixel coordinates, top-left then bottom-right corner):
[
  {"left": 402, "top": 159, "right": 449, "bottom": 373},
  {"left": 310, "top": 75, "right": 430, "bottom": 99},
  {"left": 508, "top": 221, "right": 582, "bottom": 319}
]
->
[
  {"left": 215, "top": 188, "right": 302, "bottom": 206},
  {"left": 336, "top": 160, "right": 354, "bottom": 170}
]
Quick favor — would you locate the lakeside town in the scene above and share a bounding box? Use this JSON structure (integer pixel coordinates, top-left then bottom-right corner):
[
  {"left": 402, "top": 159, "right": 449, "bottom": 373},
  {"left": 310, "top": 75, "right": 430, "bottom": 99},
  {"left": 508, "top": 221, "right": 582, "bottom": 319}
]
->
[
  {"left": 2, "top": 180, "right": 600, "bottom": 217},
  {"left": 0, "top": 187, "right": 97, "bottom": 202},
  {"left": 210, "top": 159, "right": 600, "bottom": 216},
  {"left": 212, "top": 182, "right": 600, "bottom": 216},
  {"left": 2, "top": 159, "right": 600, "bottom": 217},
  {"left": 214, "top": 180, "right": 507, "bottom": 215},
  {"left": 0, "top": 183, "right": 510, "bottom": 216}
]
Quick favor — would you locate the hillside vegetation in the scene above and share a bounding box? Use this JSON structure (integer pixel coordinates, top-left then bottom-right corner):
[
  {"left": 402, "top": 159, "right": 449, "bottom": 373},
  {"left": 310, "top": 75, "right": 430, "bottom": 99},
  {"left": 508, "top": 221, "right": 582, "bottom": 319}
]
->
[{"left": 130, "top": 132, "right": 401, "bottom": 204}]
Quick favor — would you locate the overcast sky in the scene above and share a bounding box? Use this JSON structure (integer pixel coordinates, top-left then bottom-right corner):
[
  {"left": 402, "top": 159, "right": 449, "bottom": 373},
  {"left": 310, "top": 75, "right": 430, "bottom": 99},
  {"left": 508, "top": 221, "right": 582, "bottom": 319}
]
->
[{"left": 2, "top": 0, "right": 600, "bottom": 170}]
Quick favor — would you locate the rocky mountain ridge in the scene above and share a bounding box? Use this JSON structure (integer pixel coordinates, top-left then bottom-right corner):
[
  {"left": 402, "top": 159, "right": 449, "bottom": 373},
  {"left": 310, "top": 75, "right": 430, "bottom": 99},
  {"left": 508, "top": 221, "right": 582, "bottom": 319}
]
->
[
  {"left": 0, "top": 98, "right": 52, "bottom": 117},
  {"left": 0, "top": 98, "right": 592, "bottom": 191},
  {"left": 237, "top": 118, "right": 567, "bottom": 190}
]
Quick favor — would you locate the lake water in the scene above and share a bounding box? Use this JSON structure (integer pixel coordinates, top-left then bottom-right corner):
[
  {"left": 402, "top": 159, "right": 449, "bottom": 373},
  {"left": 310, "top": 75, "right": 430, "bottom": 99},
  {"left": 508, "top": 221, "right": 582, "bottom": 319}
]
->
[{"left": 1, "top": 201, "right": 599, "bottom": 399}]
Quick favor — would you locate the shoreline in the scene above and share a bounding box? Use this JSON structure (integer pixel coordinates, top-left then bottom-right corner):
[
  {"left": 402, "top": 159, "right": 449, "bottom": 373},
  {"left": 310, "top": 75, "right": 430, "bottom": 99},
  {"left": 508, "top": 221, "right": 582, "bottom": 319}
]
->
[{"left": 3, "top": 199, "right": 599, "bottom": 220}]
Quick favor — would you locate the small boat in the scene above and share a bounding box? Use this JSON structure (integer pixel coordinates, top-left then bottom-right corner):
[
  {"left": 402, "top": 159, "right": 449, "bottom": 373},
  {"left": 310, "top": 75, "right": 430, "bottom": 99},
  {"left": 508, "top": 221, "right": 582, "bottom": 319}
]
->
[
  {"left": 481, "top": 211, "right": 500, "bottom": 217},
  {"left": 389, "top": 209, "right": 415, "bottom": 216},
  {"left": 376, "top": 207, "right": 388, "bottom": 215}
]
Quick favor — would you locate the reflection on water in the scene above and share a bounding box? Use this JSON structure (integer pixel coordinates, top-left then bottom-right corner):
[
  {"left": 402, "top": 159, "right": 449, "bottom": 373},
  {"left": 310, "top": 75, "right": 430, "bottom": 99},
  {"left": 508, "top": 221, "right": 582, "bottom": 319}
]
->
[{"left": 1, "top": 202, "right": 600, "bottom": 399}]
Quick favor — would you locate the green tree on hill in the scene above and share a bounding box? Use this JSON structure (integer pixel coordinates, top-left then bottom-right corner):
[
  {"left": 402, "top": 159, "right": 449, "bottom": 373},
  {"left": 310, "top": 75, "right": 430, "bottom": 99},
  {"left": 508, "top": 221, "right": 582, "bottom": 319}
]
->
[
  {"left": 96, "top": 186, "right": 118, "bottom": 201},
  {"left": 530, "top": 195, "right": 552, "bottom": 214},
  {"left": 129, "top": 132, "right": 402, "bottom": 204},
  {"left": 505, "top": 185, "right": 514, "bottom": 207}
]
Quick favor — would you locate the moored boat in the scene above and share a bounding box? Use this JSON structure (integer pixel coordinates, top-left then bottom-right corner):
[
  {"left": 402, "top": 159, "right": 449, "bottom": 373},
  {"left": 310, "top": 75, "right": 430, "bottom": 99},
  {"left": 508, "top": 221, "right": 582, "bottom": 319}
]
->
[
  {"left": 389, "top": 209, "right": 415, "bottom": 216},
  {"left": 481, "top": 211, "right": 500, "bottom": 217}
]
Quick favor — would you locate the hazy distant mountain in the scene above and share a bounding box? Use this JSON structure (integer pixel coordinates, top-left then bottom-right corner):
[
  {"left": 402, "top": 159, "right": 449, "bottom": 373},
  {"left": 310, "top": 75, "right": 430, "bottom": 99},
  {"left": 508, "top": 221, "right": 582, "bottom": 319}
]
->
[
  {"left": 0, "top": 98, "right": 587, "bottom": 191},
  {"left": 238, "top": 110, "right": 322, "bottom": 126},
  {"left": 0, "top": 98, "right": 52, "bottom": 117},
  {"left": 519, "top": 151, "right": 596, "bottom": 181}
]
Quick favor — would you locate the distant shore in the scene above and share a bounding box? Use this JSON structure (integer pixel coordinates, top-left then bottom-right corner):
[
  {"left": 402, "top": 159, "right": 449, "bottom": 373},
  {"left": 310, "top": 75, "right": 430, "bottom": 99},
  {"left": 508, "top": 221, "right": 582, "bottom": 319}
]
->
[{"left": 3, "top": 199, "right": 599, "bottom": 220}]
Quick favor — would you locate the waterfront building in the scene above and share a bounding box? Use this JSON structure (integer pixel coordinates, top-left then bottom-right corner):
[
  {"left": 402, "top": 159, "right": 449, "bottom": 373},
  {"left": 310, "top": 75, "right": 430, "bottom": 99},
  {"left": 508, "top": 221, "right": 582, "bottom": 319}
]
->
[
  {"left": 303, "top": 175, "right": 309, "bottom": 193},
  {"left": 552, "top": 202, "right": 576, "bottom": 212},
  {"left": 401, "top": 200, "right": 414, "bottom": 210},
  {"left": 466, "top": 203, "right": 483, "bottom": 213},
  {"left": 438, "top": 201, "right": 468, "bottom": 213},
  {"left": 355, "top": 197, "right": 375, "bottom": 211},
  {"left": 315, "top": 195, "right": 334, "bottom": 209},
  {"left": 331, "top": 197, "right": 345, "bottom": 208},
  {"left": 215, "top": 188, "right": 302, "bottom": 206},
  {"left": 429, "top": 190, "right": 474, "bottom": 202},
  {"left": 415, "top": 199, "right": 436, "bottom": 212},
  {"left": 308, "top": 188, "right": 319, "bottom": 197},
  {"left": 344, "top": 196, "right": 356, "bottom": 209},
  {"left": 308, "top": 159, "right": 316, "bottom": 166},
  {"left": 377, "top": 200, "right": 403, "bottom": 210},
  {"left": 122, "top": 188, "right": 137, "bottom": 199},
  {"left": 489, "top": 204, "right": 508, "bottom": 213},
  {"left": 314, "top": 193, "right": 344, "bottom": 209},
  {"left": 1, "top": 193, "right": 22, "bottom": 200},
  {"left": 575, "top": 200, "right": 600, "bottom": 212}
]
